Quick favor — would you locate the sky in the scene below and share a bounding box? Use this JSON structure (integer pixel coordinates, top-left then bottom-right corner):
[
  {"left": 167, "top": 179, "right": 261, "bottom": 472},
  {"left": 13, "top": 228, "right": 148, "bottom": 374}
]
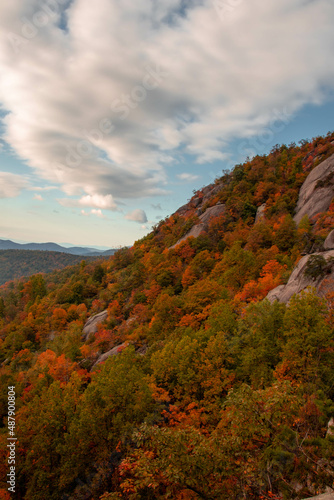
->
[{"left": 0, "top": 0, "right": 333, "bottom": 248}]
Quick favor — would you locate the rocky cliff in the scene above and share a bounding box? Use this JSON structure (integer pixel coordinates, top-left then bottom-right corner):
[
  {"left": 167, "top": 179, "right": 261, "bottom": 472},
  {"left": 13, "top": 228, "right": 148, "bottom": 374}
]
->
[
  {"left": 267, "top": 250, "right": 334, "bottom": 303},
  {"left": 266, "top": 153, "right": 334, "bottom": 303},
  {"left": 294, "top": 153, "right": 334, "bottom": 224}
]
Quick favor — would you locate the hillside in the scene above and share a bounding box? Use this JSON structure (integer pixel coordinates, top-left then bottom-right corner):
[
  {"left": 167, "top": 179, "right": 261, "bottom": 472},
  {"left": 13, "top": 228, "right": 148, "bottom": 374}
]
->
[
  {"left": 0, "top": 133, "right": 334, "bottom": 499},
  {"left": 0, "top": 250, "right": 100, "bottom": 285},
  {"left": 0, "top": 239, "right": 117, "bottom": 256}
]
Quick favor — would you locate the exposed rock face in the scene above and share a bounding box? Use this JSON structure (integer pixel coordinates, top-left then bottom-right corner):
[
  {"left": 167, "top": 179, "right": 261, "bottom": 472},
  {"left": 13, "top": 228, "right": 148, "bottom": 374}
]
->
[
  {"left": 326, "top": 417, "right": 334, "bottom": 437},
  {"left": 303, "top": 492, "right": 334, "bottom": 500},
  {"left": 294, "top": 153, "right": 334, "bottom": 225},
  {"left": 199, "top": 205, "right": 226, "bottom": 224},
  {"left": 170, "top": 204, "right": 226, "bottom": 248},
  {"left": 255, "top": 203, "right": 266, "bottom": 223},
  {"left": 82, "top": 310, "right": 108, "bottom": 341},
  {"left": 174, "top": 202, "right": 190, "bottom": 217},
  {"left": 324, "top": 230, "right": 334, "bottom": 250},
  {"left": 92, "top": 342, "right": 129, "bottom": 368},
  {"left": 202, "top": 183, "right": 223, "bottom": 205},
  {"left": 174, "top": 182, "right": 224, "bottom": 216},
  {"left": 266, "top": 250, "right": 334, "bottom": 303}
]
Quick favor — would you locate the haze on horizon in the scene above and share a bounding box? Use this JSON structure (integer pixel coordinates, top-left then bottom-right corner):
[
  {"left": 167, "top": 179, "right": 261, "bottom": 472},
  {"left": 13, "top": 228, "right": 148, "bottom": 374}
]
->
[{"left": 0, "top": 0, "right": 334, "bottom": 247}]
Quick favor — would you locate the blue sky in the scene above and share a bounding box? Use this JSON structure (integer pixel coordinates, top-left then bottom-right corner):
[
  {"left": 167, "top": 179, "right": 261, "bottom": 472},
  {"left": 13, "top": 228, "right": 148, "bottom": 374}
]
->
[{"left": 0, "top": 0, "right": 333, "bottom": 248}]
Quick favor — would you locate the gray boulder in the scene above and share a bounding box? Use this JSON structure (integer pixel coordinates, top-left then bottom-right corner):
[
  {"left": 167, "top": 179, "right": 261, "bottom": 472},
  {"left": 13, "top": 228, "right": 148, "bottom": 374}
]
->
[
  {"left": 82, "top": 310, "right": 108, "bottom": 341},
  {"left": 175, "top": 203, "right": 190, "bottom": 217},
  {"left": 294, "top": 153, "right": 334, "bottom": 225},
  {"left": 170, "top": 204, "right": 226, "bottom": 248},
  {"left": 324, "top": 230, "right": 334, "bottom": 250},
  {"left": 199, "top": 204, "right": 226, "bottom": 224},
  {"left": 255, "top": 203, "right": 266, "bottom": 223},
  {"left": 92, "top": 342, "right": 129, "bottom": 368},
  {"left": 302, "top": 493, "right": 334, "bottom": 500},
  {"left": 266, "top": 250, "right": 334, "bottom": 303},
  {"left": 201, "top": 183, "right": 223, "bottom": 205}
]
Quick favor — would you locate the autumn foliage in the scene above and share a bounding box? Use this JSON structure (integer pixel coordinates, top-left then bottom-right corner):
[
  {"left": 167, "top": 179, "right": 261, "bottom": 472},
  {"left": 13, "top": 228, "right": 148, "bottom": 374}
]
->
[{"left": 0, "top": 134, "right": 334, "bottom": 499}]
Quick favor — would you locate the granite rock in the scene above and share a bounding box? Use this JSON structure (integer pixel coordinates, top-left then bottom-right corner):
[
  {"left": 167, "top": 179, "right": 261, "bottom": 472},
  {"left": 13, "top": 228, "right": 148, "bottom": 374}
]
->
[
  {"left": 266, "top": 250, "right": 334, "bottom": 303},
  {"left": 170, "top": 204, "right": 226, "bottom": 248},
  {"left": 294, "top": 153, "right": 334, "bottom": 225},
  {"left": 82, "top": 310, "right": 108, "bottom": 341},
  {"left": 324, "top": 230, "right": 334, "bottom": 250}
]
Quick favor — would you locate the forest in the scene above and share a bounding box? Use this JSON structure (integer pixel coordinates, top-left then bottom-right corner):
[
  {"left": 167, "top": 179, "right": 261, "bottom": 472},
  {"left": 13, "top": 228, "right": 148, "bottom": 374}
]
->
[
  {"left": 0, "top": 250, "right": 98, "bottom": 285},
  {"left": 0, "top": 132, "right": 334, "bottom": 499}
]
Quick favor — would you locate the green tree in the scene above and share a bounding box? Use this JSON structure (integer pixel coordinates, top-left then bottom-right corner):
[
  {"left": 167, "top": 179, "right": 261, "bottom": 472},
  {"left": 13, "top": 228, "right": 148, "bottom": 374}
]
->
[
  {"left": 274, "top": 215, "right": 297, "bottom": 251},
  {"left": 62, "top": 347, "right": 157, "bottom": 491},
  {"left": 277, "top": 290, "right": 334, "bottom": 396},
  {"left": 93, "top": 263, "right": 106, "bottom": 283},
  {"left": 233, "top": 299, "right": 286, "bottom": 387},
  {"left": 16, "top": 373, "right": 83, "bottom": 500}
]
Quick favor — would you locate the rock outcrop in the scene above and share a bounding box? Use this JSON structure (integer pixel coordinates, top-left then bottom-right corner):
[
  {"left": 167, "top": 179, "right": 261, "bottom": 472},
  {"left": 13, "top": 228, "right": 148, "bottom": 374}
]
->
[
  {"left": 294, "top": 153, "right": 334, "bottom": 225},
  {"left": 324, "top": 230, "right": 334, "bottom": 250},
  {"left": 174, "top": 182, "right": 225, "bottom": 218},
  {"left": 171, "top": 203, "right": 226, "bottom": 248},
  {"left": 266, "top": 250, "right": 334, "bottom": 303},
  {"left": 326, "top": 417, "right": 334, "bottom": 437},
  {"left": 82, "top": 310, "right": 108, "bottom": 341},
  {"left": 303, "top": 492, "right": 334, "bottom": 500},
  {"left": 255, "top": 203, "right": 266, "bottom": 223},
  {"left": 92, "top": 342, "right": 129, "bottom": 368}
]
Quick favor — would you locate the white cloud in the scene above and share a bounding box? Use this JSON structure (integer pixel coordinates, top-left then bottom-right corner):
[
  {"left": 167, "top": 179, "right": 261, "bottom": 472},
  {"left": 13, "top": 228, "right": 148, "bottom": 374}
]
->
[
  {"left": 0, "top": 0, "right": 333, "bottom": 205},
  {"left": 79, "top": 194, "right": 116, "bottom": 210},
  {"left": 32, "top": 186, "right": 58, "bottom": 192},
  {"left": 177, "top": 173, "right": 199, "bottom": 181},
  {"left": 58, "top": 193, "right": 117, "bottom": 210},
  {"left": 80, "top": 208, "right": 106, "bottom": 218},
  {"left": 33, "top": 193, "right": 43, "bottom": 201},
  {"left": 91, "top": 208, "right": 105, "bottom": 218},
  {"left": 0, "top": 172, "right": 28, "bottom": 198},
  {"left": 125, "top": 209, "right": 148, "bottom": 223}
]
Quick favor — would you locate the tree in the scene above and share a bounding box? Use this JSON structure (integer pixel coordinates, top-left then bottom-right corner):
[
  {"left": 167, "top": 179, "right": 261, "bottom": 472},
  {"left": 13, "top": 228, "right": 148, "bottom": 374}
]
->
[
  {"left": 93, "top": 264, "right": 106, "bottom": 283},
  {"left": 0, "top": 298, "right": 4, "bottom": 318},
  {"left": 276, "top": 290, "right": 334, "bottom": 396},
  {"left": 15, "top": 373, "right": 84, "bottom": 499},
  {"left": 232, "top": 299, "right": 286, "bottom": 387},
  {"left": 273, "top": 215, "right": 297, "bottom": 251},
  {"left": 62, "top": 347, "right": 157, "bottom": 493}
]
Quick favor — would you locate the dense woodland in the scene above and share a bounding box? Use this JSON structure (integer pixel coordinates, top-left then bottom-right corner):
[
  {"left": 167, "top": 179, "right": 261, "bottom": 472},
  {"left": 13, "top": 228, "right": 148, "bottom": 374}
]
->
[
  {"left": 0, "top": 250, "right": 98, "bottom": 285},
  {"left": 1, "top": 133, "right": 334, "bottom": 499}
]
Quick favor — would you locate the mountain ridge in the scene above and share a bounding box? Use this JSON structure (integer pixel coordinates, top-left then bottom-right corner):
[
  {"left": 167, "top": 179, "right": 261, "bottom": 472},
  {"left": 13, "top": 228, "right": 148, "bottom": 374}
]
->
[
  {"left": 1, "top": 132, "right": 334, "bottom": 499},
  {"left": 0, "top": 238, "right": 117, "bottom": 256}
]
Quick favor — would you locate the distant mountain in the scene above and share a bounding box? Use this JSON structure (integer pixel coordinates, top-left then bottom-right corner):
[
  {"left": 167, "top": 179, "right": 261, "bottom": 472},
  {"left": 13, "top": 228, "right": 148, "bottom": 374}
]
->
[
  {"left": 1, "top": 133, "right": 334, "bottom": 499},
  {"left": 0, "top": 239, "right": 117, "bottom": 256},
  {"left": 0, "top": 249, "right": 98, "bottom": 285}
]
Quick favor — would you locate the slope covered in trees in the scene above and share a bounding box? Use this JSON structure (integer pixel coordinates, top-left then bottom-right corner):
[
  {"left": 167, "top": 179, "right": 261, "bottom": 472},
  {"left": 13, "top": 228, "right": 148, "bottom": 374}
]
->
[
  {"left": 0, "top": 133, "right": 334, "bottom": 499},
  {"left": 0, "top": 250, "right": 99, "bottom": 285}
]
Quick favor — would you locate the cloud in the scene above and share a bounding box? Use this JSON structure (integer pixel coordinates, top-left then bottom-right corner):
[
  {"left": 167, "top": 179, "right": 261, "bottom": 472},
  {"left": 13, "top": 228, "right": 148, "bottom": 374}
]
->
[
  {"left": 151, "top": 203, "right": 162, "bottom": 210},
  {"left": 91, "top": 208, "right": 106, "bottom": 218},
  {"left": 58, "top": 193, "right": 117, "bottom": 210},
  {"left": 33, "top": 193, "right": 43, "bottom": 201},
  {"left": 125, "top": 209, "right": 148, "bottom": 223},
  {"left": 78, "top": 194, "right": 116, "bottom": 210},
  {"left": 80, "top": 208, "right": 106, "bottom": 218},
  {"left": 0, "top": 0, "right": 333, "bottom": 205},
  {"left": 0, "top": 172, "right": 28, "bottom": 198},
  {"left": 32, "top": 186, "right": 58, "bottom": 192},
  {"left": 177, "top": 173, "right": 199, "bottom": 181}
]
